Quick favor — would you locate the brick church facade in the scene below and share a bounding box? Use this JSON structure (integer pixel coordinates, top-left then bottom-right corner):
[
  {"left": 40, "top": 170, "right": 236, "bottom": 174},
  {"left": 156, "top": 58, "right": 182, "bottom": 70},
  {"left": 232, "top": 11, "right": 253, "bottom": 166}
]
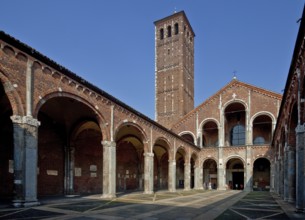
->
[{"left": 0, "top": 9, "right": 305, "bottom": 212}]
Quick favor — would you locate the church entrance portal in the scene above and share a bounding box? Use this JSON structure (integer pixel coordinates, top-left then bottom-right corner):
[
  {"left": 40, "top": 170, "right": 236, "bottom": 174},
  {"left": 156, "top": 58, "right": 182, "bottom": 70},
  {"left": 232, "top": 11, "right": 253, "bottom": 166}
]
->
[
  {"left": 232, "top": 172, "right": 244, "bottom": 190},
  {"left": 226, "top": 158, "right": 244, "bottom": 190}
]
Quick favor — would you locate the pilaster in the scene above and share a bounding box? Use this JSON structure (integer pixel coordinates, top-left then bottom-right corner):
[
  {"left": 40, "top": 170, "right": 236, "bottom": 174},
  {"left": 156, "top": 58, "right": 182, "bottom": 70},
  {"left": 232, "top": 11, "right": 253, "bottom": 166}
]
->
[
  {"left": 11, "top": 115, "right": 40, "bottom": 207},
  {"left": 217, "top": 147, "right": 226, "bottom": 190},
  {"left": 101, "top": 140, "right": 116, "bottom": 199},
  {"left": 244, "top": 146, "right": 252, "bottom": 191}
]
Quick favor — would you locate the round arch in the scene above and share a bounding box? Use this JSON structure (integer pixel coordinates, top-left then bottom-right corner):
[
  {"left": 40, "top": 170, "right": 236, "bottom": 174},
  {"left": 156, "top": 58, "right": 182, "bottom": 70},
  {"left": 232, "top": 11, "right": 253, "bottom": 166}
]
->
[
  {"left": 202, "top": 158, "right": 218, "bottom": 189},
  {"left": 199, "top": 118, "right": 220, "bottom": 130},
  {"left": 225, "top": 156, "right": 245, "bottom": 190},
  {"left": 153, "top": 137, "right": 171, "bottom": 190},
  {"left": 114, "top": 121, "right": 148, "bottom": 151},
  {"left": 0, "top": 71, "right": 24, "bottom": 116},
  {"left": 34, "top": 91, "right": 109, "bottom": 140},
  {"left": 179, "top": 131, "right": 196, "bottom": 144},
  {"left": 252, "top": 157, "right": 271, "bottom": 191},
  {"left": 251, "top": 112, "right": 274, "bottom": 145},
  {"left": 223, "top": 99, "right": 248, "bottom": 111},
  {"left": 250, "top": 111, "right": 276, "bottom": 126}
]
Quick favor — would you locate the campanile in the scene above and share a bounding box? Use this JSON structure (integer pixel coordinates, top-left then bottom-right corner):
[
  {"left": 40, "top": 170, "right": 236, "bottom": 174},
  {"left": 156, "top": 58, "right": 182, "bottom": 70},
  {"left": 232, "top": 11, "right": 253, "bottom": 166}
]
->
[{"left": 154, "top": 11, "right": 195, "bottom": 128}]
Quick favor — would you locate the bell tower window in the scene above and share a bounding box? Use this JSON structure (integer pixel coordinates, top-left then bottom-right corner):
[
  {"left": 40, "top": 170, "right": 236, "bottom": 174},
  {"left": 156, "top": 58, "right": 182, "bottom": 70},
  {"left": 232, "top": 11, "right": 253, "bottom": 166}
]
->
[
  {"left": 160, "top": 28, "right": 164, "bottom": 40},
  {"left": 175, "top": 23, "right": 179, "bottom": 35},
  {"left": 167, "top": 25, "right": 172, "bottom": 37}
]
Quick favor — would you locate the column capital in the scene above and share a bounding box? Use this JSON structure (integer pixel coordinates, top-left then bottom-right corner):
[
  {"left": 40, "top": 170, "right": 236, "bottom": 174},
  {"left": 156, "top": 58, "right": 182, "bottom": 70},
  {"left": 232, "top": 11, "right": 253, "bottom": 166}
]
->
[
  {"left": 296, "top": 124, "right": 305, "bottom": 133},
  {"left": 102, "top": 140, "right": 116, "bottom": 147},
  {"left": 168, "top": 160, "right": 176, "bottom": 165},
  {"left": 143, "top": 152, "right": 154, "bottom": 157},
  {"left": 11, "top": 115, "right": 40, "bottom": 127}
]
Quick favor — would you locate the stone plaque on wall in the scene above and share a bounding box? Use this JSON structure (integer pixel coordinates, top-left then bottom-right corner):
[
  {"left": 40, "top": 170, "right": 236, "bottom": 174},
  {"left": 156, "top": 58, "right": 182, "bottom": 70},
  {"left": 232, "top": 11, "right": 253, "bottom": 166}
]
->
[
  {"left": 90, "top": 165, "right": 97, "bottom": 172},
  {"left": 91, "top": 172, "right": 97, "bottom": 177},
  {"left": 8, "top": 160, "right": 14, "bottom": 173},
  {"left": 47, "top": 170, "right": 58, "bottom": 176},
  {"left": 75, "top": 167, "right": 82, "bottom": 177}
]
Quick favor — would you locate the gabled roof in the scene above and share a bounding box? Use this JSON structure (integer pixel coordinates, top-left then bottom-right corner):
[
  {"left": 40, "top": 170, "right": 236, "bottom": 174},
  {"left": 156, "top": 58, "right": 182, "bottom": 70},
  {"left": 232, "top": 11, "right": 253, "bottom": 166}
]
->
[{"left": 172, "top": 79, "right": 282, "bottom": 129}]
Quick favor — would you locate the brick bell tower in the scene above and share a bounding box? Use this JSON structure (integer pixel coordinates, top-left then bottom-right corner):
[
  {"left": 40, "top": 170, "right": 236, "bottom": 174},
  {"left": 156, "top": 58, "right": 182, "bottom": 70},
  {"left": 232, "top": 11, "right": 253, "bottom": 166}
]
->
[{"left": 154, "top": 11, "right": 195, "bottom": 128}]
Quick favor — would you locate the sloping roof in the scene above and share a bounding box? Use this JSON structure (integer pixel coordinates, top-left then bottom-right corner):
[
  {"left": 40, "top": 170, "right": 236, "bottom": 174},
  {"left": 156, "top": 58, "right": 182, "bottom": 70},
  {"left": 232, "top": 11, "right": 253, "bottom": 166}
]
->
[
  {"left": 0, "top": 30, "right": 198, "bottom": 149},
  {"left": 172, "top": 79, "right": 282, "bottom": 129},
  {"left": 272, "top": 5, "right": 305, "bottom": 145}
]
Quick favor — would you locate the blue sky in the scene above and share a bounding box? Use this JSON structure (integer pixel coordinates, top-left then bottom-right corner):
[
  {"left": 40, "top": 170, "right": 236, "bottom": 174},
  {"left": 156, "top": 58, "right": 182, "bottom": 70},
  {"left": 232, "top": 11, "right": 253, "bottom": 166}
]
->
[{"left": 1, "top": 1, "right": 304, "bottom": 119}]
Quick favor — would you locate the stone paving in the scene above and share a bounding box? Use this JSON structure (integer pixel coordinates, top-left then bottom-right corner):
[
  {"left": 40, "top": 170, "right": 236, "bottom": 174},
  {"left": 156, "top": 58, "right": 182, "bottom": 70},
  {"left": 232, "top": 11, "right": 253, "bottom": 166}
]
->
[{"left": 0, "top": 190, "right": 304, "bottom": 219}]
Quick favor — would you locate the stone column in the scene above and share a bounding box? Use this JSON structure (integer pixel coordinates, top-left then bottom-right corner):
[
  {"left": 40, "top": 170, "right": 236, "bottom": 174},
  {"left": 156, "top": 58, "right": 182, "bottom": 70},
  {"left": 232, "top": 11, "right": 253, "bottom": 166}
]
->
[
  {"left": 194, "top": 166, "right": 203, "bottom": 189},
  {"left": 168, "top": 160, "right": 176, "bottom": 192},
  {"left": 283, "top": 145, "right": 289, "bottom": 201},
  {"left": 245, "top": 146, "right": 252, "bottom": 191},
  {"left": 64, "top": 145, "right": 75, "bottom": 194},
  {"left": 270, "top": 162, "right": 275, "bottom": 192},
  {"left": 11, "top": 115, "right": 40, "bottom": 207},
  {"left": 287, "top": 146, "right": 296, "bottom": 203},
  {"left": 295, "top": 125, "right": 305, "bottom": 211},
  {"left": 101, "top": 141, "right": 116, "bottom": 198},
  {"left": 184, "top": 162, "right": 191, "bottom": 190},
  {"left": 279, "top": 157, "right": 284, "bottom": 198},
  {"left": 143, "top": 152, "right": 154, "bottom": 194}
]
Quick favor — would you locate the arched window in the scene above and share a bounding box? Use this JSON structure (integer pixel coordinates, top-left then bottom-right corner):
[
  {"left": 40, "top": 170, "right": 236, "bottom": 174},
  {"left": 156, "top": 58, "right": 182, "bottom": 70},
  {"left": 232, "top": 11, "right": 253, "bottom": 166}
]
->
[
  {"left": 167, "top": 25, "right": 172, "bottom": 37},
  {"left": 160, "top": 28, "right": 164, "bottom": 40},
  {"left": 253, "top": 136, "right": 265, "bottom": 145},
  {"left": 174, "top": 23, "right": 179, "bottom": 35},
  {"left": 231, "top": 124, "right": 245, "bottom": 146}
]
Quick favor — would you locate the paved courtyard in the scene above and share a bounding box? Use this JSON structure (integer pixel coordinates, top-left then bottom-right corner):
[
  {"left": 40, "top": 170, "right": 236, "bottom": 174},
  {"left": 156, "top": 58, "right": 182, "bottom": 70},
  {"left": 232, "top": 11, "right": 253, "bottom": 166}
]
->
[{"left": 0, "top": 190, "right": 304, "bottom": 219}]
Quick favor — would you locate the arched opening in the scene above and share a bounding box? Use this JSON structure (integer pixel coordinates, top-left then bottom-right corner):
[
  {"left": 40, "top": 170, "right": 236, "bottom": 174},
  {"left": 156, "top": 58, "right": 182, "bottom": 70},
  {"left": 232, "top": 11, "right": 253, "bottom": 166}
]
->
[
  {"left": 160, "top": 28, "right": 164, "bottom": 40},
  {"left": 180, "top": 133, "right": 194, "bottom": 144},
  {"left": 0, "top": 82, "right": 14, "bottom": 198},
  {"left": 37, "top": 96, "right": 102, "bottom": 196},
  {"left": 116, "top": 124, "right": 145, "bottom": 192},
  {"left": 190, "top": 154, "right": 197, "bottom": 189},
  {"left": 71, "top": 121, "right": 103, "bottom": 194},
  {"left": 153, "top": 138, "right": 169, "bottom": 191},
  {"left": 176, "top": 148, "right": 185, "bottom": 189},
  {"left": 253, "top": 115, "right": 272, "bottom": 145},
  {"left": 253, "top": 158, "right": 270, "bottom": 191},
  {"left": 174, "top": 23, "right": 179, "bottom": 35},
  {"left": 226, "top": 158, "right": 244, "bottom": 190},
  {"left": 202, "top": 121, "right": 218, "bottom": 147},
  {"left": 167, "top": 25, "right": 172, "bottom": 37},
  {"left": 202, "top": 159, "right": 217, "bottom": 189},
  {"left": 224, "top": 102, "right": 246, "bottom": 146}
]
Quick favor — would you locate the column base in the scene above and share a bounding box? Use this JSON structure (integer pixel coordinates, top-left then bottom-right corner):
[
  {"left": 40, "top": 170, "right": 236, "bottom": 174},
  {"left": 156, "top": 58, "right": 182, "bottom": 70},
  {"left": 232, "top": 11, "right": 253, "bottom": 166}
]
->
[
  {"left": 12, "top": 200, "right": 40, "bottom": 208},
  {"left": 288, "top": 198, "right": 296, "bottom": 203},
  {"left": 295, "top": 208, "right": 304, "bottom": 213},
  {"left": 143, "top": 191, "right": 154, "bottom": 194},
  {"left": 101, "top": 194, "right": 116, "bottom": 199}
]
